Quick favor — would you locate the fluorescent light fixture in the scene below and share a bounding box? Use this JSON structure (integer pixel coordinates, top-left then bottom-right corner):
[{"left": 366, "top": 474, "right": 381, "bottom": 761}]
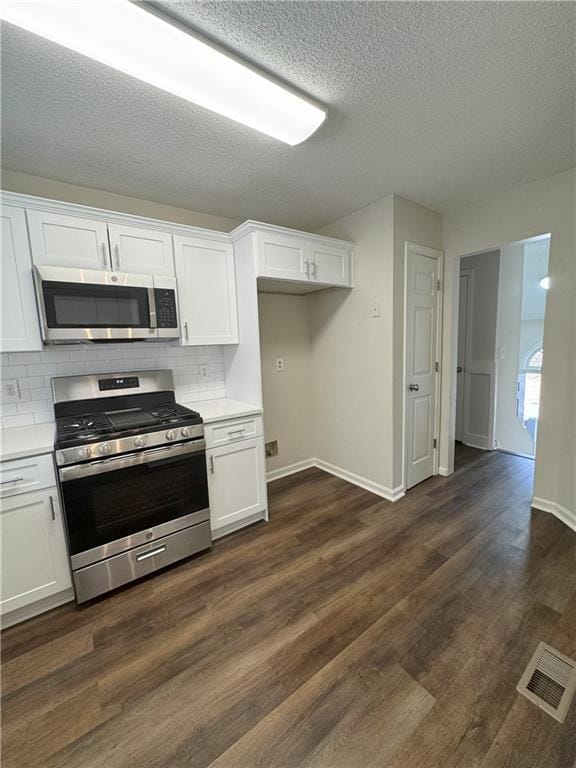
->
[
  {"left": 539, "top": 275, "right": 551, "bottom": 290},
  {"left": 0, "top": 0, "right": 326, "bottom": 145}
]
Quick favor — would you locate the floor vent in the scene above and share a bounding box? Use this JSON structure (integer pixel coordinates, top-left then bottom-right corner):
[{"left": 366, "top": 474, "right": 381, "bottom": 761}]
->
[{"left": 517, "top": 642, "right": 576, "bottom": 723}]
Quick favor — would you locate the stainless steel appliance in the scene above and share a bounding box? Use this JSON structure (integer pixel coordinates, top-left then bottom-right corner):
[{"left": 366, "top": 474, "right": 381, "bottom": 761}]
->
[
  {"left": 34, "top": 265, "right": 179, "bottom": 343},
  {"left": 53, "top": 370, "right": 211, "bottom": 603}
]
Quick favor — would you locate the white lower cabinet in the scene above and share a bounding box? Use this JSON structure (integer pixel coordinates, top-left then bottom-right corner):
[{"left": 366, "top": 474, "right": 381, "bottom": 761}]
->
[
  {"left": 1, "top": 487, "right": 72, "bottom": 615},
  {"left": 207, "top": 435, "right": 267, "bottom": 537}
]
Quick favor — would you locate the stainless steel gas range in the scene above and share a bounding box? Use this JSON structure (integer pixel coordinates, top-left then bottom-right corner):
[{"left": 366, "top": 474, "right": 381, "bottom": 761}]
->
[{"left": 53, "top": 369, "right": 211, "bottom": 603}]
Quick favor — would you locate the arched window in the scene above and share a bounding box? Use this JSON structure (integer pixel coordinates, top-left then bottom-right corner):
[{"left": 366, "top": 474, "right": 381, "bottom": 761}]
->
[
  {"left": 523, "top": 346, "right": 543, "bottom": 372},
  {"left": 517, "top": 346, "right": 543, "bottom": 441}
]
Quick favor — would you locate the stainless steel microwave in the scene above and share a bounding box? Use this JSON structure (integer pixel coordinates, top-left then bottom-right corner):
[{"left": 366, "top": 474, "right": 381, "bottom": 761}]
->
[{"left": 33, "top": 266, "right": 180, "bottom": 344}]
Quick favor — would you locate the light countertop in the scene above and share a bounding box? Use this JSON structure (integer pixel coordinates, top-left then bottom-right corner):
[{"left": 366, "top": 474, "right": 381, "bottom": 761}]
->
[
  {"left": 192, "top": 398, "right": 262, "bottom": 424},
  {"left": 0, "top": 423, "right": 56, "bottom": 463},
  {"left": 0, "top": 399, "right": 261, "bottom": 463}
]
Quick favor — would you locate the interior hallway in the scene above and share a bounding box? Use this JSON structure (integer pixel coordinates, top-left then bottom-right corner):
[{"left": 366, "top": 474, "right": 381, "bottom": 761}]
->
[{"left": 1, "top": 446, "right": 575, "bottom": 768}]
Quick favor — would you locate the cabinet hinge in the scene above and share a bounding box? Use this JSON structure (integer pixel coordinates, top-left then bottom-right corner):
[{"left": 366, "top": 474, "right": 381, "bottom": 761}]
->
[
  {"left": 433, "top": 438, "right": 437, "bottom": 449},
  {"left": 435, "top": 361, "right": 439, "bottom": 372},
  {"left": 437, "top": 279, "right": 441, "bottom": 291}
]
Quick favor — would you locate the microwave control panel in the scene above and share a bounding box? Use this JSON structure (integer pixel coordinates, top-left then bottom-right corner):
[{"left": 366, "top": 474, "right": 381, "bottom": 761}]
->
[{"left": 154, "top": 288, "right": 178, "bottom": 328}]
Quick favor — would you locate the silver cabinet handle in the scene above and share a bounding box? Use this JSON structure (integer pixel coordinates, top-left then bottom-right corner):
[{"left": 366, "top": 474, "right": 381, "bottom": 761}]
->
[
  {"left": 114, "top": 243, "right": 121, "bottom": 271},
  {"left": 136, "top": 546, "right": 166, "bottom": 562},
  {"left": 209, "top": 455, "right": 215, "bottom": 474},
  {"left": 49, "top": 495, "right": 56, "bottom": 521},
  {"left": 0, "top": 476, "right": 24, "bottom": 485},
  {"left": 409, "top": 383, "right": 420, "bottom": 392},
  {"left": 101, "top": 243, "right": 109, "bottom": 268},
  {"left": 184, "top": 321, "right": 189, "bottom": 342},
  {"left": 228, "top": 428, "right": 245, "bottom": 436}
]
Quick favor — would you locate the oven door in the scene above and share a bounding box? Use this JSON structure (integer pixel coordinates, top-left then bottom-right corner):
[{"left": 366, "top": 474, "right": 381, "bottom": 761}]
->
[
  {"left": 58, "top": 441, "right": 210, "bottom": 569},
  {"left": 34, "top": 265, "right": 157, "bottom": 342}
]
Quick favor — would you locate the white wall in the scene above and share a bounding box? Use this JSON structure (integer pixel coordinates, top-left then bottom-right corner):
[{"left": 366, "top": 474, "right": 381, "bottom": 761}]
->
[
  {"left": 258, "top": 293, "right": 313, "bottom": 475},
  {"left": 442, "top": 168, "right": 575, "bottom": 521},
  {"left": 1, "top": 170, "right": 239, "bottom": 232}
]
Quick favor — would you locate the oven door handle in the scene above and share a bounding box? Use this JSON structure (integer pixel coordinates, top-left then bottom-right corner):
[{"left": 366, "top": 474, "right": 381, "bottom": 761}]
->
[{"left": 59, "top": 440, "right": 206, "bottom": 482}]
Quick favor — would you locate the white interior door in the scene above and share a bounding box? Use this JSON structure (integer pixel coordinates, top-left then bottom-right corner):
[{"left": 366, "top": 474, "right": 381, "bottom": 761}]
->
[
  {"left": 405, "top": 244, "right": 441, "bottom": 490},
  {"left": 455, "top": 272, "right": 470, "bottom": 441}
]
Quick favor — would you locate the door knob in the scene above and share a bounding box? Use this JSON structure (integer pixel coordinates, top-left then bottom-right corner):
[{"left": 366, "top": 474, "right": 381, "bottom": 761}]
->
[
  {"left": 409, "top": 383, "right": 420, "bottom": 392},
  {"left": 457, "top": 366, "right": 463, "bottom": 373}
]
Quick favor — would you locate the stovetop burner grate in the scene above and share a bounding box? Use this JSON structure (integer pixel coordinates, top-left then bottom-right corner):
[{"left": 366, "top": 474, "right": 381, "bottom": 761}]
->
[{"left": 107, "top": 411, "right": 157, "bottom": 430}]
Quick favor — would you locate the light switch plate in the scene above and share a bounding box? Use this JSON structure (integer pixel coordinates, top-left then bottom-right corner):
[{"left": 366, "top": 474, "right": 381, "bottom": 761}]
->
[
  {"left": 199, "top": 365, "right": 209, "bottom": 380},
  {"left": 371, "top": 301, "right": 381, "bottom": 318}
]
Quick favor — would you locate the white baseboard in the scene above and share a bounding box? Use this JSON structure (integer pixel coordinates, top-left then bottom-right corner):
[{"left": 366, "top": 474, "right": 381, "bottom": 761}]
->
[
  {"left": 266, "top": 459, "right": 316, "bottom": 482},
  {"left": 438, "top": 466, "right": 450, "bottom": 476},
  {"left": 1, "top": 588, "right": 75, "bottom": 629},
  {"left": 532, "top": 497, "right": 576, "bottom": 534},
  {"left": 267, "top": 457, "right": 404, "bottom": 502},
  {"left": 313, "top": 458, "right": 405, "bottom": 502}
]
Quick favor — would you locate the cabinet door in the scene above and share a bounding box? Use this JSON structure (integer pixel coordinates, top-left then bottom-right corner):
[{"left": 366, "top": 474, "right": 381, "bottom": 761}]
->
[
  {"left": 1, "top": 489, "right": 72, "bottom": 614},
  {"left": 174, "top": 235, "right": 238, "bottom": 345},
  {"left": 310, "top": 242, "right": 351, "bottom": 286},
  {"left": 207, "top": 438, "right": 267, "bottom": 532},
  {"left": 256, "top": 231, "right": 310, "bottom": 281},
  {"left": 27, "top": 209, "right": 110, "bottom": 270},
  {"left": 107, "top": 223, "right": 175, "bottom": 276},
  {"left": 0, "top": 206, "right": 42, "bottom": 352}
]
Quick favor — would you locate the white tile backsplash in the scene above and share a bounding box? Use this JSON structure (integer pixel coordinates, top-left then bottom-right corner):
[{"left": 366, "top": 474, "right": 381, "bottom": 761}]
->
[{"left": 0, "top": 342, "right": 226, "bottom": 429}]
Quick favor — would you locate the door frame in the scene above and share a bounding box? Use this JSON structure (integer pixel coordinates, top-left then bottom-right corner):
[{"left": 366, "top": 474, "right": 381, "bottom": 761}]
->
[
  {"left": 402, "top": 242, "right": 444, "bottom": 492},
  {"left": 455, "top": 269, "right": 472, "bottom": 441}
]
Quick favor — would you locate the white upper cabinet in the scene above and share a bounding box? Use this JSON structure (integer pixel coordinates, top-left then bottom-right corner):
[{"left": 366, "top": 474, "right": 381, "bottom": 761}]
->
[
  {"left": 174, "top": 235, "right": 239, "bottom": 345},
  {"left": 0, "top": 206, "right": 42, "bottom": 352},
  {"left": 27, "top": 209, "right": 110, "bottom": 270},
  {"left": 243, "top": 224, "right": 353, "bottom": 290},
  {"left": 256, "top": 231, "right": 310, "bottom": 281},
  {"left": 107, "top": 223, "right": 174, "bottom": 276},
  {"left": 309, "top": 241, "right": 351, "bottom": 287}
]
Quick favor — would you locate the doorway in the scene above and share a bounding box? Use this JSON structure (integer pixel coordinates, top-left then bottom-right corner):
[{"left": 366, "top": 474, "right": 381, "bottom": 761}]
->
[
  {"left": 454, "top": 236, "right": 550, "bottom": 460},
  {"left": 403, "top": 242, "right": 443, "bottom": 490}
]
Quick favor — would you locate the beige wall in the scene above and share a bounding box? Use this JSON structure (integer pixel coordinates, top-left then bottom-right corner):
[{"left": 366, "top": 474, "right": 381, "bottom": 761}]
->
[
  {"left": 311, "top": 196, "right": 395, "bottom": 491},
  {"left": 1, "top": 170, "right": 239, "bottom": 231},
  {"left": 442, "top": 168, "right": 575, "bottom": 517},
  {"left": 258, "top": 293, "right": 313, "bottom": 475}
]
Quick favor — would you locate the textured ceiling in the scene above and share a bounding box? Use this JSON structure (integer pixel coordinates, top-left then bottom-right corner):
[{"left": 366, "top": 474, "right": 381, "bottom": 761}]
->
[{"left": 1, "top": 1, "right": 574, "bottom": 229}]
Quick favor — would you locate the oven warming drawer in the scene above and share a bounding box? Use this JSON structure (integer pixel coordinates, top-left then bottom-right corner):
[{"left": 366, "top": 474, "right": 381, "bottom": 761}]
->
[{"left": 73, "top": 521, "right": 211, "bottom": 603}]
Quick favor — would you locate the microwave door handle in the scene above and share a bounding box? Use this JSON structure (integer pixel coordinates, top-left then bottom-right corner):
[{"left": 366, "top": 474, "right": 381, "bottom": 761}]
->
[{"left": 148, "top": 287, "right": 158, "bottom": 329}]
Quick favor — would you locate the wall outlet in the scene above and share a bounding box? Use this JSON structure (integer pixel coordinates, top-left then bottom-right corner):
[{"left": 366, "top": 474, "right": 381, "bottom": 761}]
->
[
  {"left": 199, "top": 365, "right": 209, "bottom": 380},
  {"left": 1, "top": 380, "right": 20, "bottom": 403},
  {"left": 371, "top": 301, "right": 381, "bottom": 318},
  {"left": 275, "top": 358, "right": 284, "bottom": 372},
  {"left": 265, "top": 440, "right": 278, "bottom": 458}
]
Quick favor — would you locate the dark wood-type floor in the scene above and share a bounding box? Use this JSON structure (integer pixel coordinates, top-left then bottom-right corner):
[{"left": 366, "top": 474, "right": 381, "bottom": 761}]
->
[{"left": 2, "top": 446, "right": 576, "bottom": 768}]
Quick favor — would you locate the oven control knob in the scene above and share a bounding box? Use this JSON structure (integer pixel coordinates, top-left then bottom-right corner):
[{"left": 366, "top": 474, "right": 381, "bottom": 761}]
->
[
  {"left": 99, "top": 443, "right": 112, "bottom": 456},
  {"left": 180, "top": 427, "right": 190, "bottom": 438},
  {"left": 165, "top": 430, "right": 177, "bottom": 441},
  {"left": 134, "top": 436, "right": 147, "bottom": 448},
  {"left": 78, "top": 446, "right": 92, "bottom": 459}
]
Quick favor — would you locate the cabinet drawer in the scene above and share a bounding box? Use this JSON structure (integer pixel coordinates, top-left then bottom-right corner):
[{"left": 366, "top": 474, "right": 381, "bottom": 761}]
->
[
  {"left": 204, "top": 415, "right": 263, "bottom": 448},
  {"left": 0, "top": 454, "right": 56, "bottom": 498}
]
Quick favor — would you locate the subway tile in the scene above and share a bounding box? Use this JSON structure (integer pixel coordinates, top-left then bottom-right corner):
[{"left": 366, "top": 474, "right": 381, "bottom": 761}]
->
[
  {"left": 1, "top": 365, "right": 28, "bottom": 378},
  {"left": 8, "top": 352, "right": 41, "bottom": 365},
  {"left": 2, "top": 414, "right": 35, "bottom": 428},
  {"left": 18, "top": 376, "right": 45, "bottom": 390},
  {"left": 0, "top": 404, "right": 18, "bottom": 416},
  {"left": 27, "top": 363, "right": 59, "bottom": 376},
  {"left": 34, "top": 411, "right": 55, "bottom": 424},
  {"left": 57, "top": 362, "right": 86, "bottom": 375},
  {"left": 84, "top": 360, "right": 110, "bottom": 374},
  {"left": 41, "top": 350, "right": 72, "bottom": 363},
  {"left": 17, "top": 400, "right": 50, "bottom": 414}
]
